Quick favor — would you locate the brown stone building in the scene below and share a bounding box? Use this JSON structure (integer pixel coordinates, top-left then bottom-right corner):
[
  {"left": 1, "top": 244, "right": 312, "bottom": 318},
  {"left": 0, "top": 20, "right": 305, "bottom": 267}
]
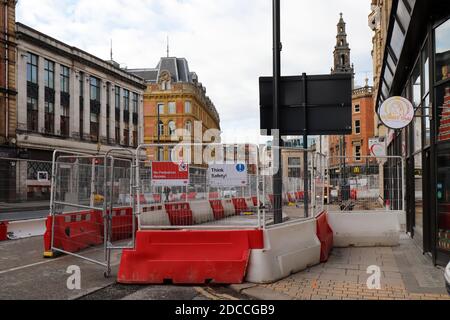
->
[
  {"left": 129, "top": 57, "right": 221, "bottom": 162},
  {"left": 0, "top": 0, "right": 17, "bottom": 154},
  {"left": 328, "top": 14, "right": 376, "bottom": 172}
]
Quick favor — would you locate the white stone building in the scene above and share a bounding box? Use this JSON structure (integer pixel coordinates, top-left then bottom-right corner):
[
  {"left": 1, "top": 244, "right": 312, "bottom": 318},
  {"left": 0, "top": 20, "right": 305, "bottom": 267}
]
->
[{"left": 15, "top": 23, "right": 146, "bottom": 158}]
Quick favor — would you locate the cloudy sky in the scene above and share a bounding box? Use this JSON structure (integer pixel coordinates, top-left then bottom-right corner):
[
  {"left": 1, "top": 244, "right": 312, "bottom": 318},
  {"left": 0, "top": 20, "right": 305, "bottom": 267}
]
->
[{"left": 17, "top": 0, "right": 374, "bottom": 143}]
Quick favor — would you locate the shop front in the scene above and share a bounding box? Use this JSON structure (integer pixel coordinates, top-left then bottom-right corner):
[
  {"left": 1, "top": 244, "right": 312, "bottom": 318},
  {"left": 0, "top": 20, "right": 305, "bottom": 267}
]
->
[{"left": 377, "top": 0, "right": 450, "bottom": 266}]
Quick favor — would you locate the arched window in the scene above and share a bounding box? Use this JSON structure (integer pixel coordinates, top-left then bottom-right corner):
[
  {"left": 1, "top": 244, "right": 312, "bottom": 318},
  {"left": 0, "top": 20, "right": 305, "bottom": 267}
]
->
[
  {"left": 340, "top": 40, "right": 344, "bottom": 46},
  {"left": 185, "top": 121, "right": 192, "bottom": 134},
  {"left": 341, "top": 54, "right": 346, "bottom": 66},
  {"left": 168, "top": 120, "right": 176, "bottom": 136},
  {"left": 158, "top": 121, "right": 164, "bottom": 136}
]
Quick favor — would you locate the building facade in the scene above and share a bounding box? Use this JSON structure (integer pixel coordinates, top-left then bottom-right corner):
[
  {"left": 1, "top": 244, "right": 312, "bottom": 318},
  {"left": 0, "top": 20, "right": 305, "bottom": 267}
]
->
[
  {"left": 369, "top": 0, "right": 394, "bottom": 139},
  {"left": 374, "top": 0, "right": 450, "bottom": 266},
  {"left": 129, "top": 57, "right": 221, "bottom": 162},
  {"left": 0, "top": 21, "right": 146, "bottom": 203},
  {"left": 0, "top": 0, "right": 17, "bottom": 152},
  {"left": 329, "top": 14, "right": 376, "bottom": 173}
]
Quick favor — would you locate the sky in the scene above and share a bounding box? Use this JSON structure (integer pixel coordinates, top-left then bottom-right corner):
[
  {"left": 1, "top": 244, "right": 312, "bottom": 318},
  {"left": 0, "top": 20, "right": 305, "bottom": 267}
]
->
[{"left": 16, "top": 0, "right": 374, "bottom": 144}]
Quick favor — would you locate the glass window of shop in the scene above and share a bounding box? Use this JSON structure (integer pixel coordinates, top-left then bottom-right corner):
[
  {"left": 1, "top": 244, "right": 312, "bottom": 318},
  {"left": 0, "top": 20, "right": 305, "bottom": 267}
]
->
[{"left": 435, "top": 18, "right": 450, "bottom": 254}]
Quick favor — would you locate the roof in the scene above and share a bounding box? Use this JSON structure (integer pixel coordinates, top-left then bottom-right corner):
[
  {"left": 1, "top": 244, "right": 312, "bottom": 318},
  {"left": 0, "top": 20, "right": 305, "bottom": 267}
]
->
[{"left": 128, "top": 57, "right": 191, "bottom": 83}]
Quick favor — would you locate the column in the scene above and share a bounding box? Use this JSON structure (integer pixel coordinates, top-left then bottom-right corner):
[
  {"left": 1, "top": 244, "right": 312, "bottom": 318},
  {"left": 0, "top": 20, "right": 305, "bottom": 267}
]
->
[
  {"left": 70, "top": 69, "right": 80, "bottom": 139},
  {"left": 16, "top": 49, "right": 27, "bottom": 131},
  {"left": 100, "top": 80, "right": 107, "bottom": 144},
  {"left": 119, "top": 88, "right": 125, "bottom": 145},
  {"left": 38, "top": 57, "right": 45, "bottom": 133},
  {"left": 83, "top": 75, "right": 91, "bottom": 140},
  {"left": 54, "top": 63, "right": 61, "bottom": 135},
  {"left": 108, "top": 84, "right": 116, "bottom": 144},
  {"left": 138, "top": 94, "right": 144, "bottom": 145}
]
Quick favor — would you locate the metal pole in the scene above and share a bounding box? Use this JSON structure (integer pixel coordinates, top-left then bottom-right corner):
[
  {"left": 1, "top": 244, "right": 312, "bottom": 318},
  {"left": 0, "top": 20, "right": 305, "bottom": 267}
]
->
[
  {"left": 272, "top": 0, "right": 283, "bottom": 224},
  {"left": 302, "top": 73, "right": 309, "bottom": 218},
  {"left": 157, "top": 103, "right": 161, "bottom": 161}
]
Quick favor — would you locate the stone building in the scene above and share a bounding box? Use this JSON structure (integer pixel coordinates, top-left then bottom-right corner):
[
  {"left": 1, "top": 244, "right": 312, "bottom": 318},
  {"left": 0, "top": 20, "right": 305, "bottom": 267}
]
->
[
  {"left": 0, "top": 19, "right": 146, "bottom": 203},
  {"left": 328, "top": 14, "right": 376, "bottom": 173},
  {"left": 0, "top": 0, "right": 17, "bottom": 153},
  {"left": 129, "top": 57, "right": 221, "bottom": 162}
]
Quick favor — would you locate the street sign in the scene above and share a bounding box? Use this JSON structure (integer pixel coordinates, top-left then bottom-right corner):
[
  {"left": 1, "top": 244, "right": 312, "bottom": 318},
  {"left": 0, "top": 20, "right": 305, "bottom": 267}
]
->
[
  {"left": 208, "top": 164, "right": 248, "bottom": 187},
  {"left": 378, "top": 96, "right": 414, "bottom": 130},
  {"left": 369, "top": 137, "right": 387, "bottom": 157},
  {"left": 259, "top": 74, "right": 352, "bottom": 135},
  {"left": 152, "top": 161, "right": 189, "bottom": 187}
]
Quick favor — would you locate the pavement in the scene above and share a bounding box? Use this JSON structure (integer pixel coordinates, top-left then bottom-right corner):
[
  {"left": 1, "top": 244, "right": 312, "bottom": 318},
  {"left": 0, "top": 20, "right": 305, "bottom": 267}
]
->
[{"left": 230, "top": 234, "right": 450, "bottom": 300}]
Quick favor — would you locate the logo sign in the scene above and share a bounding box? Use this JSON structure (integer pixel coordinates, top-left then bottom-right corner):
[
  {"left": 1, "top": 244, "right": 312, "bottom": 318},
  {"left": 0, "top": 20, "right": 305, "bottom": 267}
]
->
[
  {"left": 369, "top": 137, "right": 386, "bottom": 157},
  {"left": 152, "top": 161, "right": 189, "bottom": 187},
  {"left": 37, "top": 171, "right": 49, "bottom": 182},
  {"left": 208, "top": 164, "right": 248, "bottom": 187},
  {"left": 378, "top": 96, "right": 414, "bottom": 130}
]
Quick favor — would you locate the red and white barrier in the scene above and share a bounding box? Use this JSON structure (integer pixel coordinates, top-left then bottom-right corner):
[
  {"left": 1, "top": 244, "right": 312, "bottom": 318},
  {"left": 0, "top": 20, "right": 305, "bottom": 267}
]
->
[
  {"left": 190, "top": 201, "right": 215, "bottom": 224},
  {"left": 222, "top": 199, "right": 236, "bottom": 217},
  {"left": 1, "top": 218, "right": 46, "bottom": 240},
  {"left": 140, "top": 204, "right": 171, "bottom": 227}
]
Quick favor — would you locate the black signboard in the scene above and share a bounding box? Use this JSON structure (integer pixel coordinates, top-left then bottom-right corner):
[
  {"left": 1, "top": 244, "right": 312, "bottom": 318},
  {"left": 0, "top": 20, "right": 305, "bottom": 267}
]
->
[{"left": 260, "top": 74, "right": 352, "bottom": 135}]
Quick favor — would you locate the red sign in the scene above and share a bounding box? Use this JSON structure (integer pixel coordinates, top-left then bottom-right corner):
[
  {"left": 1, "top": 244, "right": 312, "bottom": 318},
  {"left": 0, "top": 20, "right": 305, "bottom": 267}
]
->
[{"left": 152, "top": 162, "right": 189, "bottom": 187}]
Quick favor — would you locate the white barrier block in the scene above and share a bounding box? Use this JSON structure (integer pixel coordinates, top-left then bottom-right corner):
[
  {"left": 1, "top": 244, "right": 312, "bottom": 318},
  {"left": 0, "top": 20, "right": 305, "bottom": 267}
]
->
[
  {"left": 140, "top": 205, "right": 171, "bottom": 226},
  {"left": 143, "top": 193, "right": 155, "bottom": 204},
  {"left": 190, "top": 201, "right": 215, "bottom": 224},
  {"left": 246, "top": 219, "right": 321, "bottom": 284},
  {"left": 7, "top": 218, "right": 46, "bottom": 240},
  {"left": 222, "top": 199, "right": 235, "bottom": 217},
  {"left": 245, "top": 197, "right": 256, "bottom": 211},
  {"left": 328, "top": 211, "right": 402, "bottom": 247}
]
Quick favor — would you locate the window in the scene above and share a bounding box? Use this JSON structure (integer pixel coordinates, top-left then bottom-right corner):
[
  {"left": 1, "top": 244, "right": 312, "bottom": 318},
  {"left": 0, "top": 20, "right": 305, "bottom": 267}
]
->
[
  {"left": 44, "top": 101, "right": 54, "bottom": 134},
  {"left": 185, "top": 101, "right": 192, "bottom": 113},
  {"left": 435, "top": 19, "right": 450, "bottom": 83},
  {"left": 44, "top": 59, "right": 55, "bottom": 89},
  {"left": 124, "top": 123, "right": 129, "bottom": 146},
  {"left": 79, "top": 73, "right": 84, "bottom": 139},
  {"left": 354, "top": 120, "right": 361, "bottom": 134},
  {"left": 132, "top": 93, "right": 138, "bottom": 113},
  {"left": 60, "top": 65, "right": 70, "bottom": 93},
  {"left": 168, "top": 102, "right": 176, "bottom": 114},
  {"left": 414, "top": 153, "right": 423, "bottom": 235},
  {"left": 27, "top": 97, "right": 38, "bottom": 132},
  {"left": 354, "top": 145, "right": 362, "bottom": 161},
  {"left": 412, "top": 63, "right": 421, "bottom": 107},
  {"left": 124, "top": 89, "right": 130, "bottom": 111},
  {"left": 162, "top": 81, "right": 171, "bottom": 91},
  {"left": 288, "top": 157, "right": 301, "bottom": 178},
  {"left": 157, "top": 103, "right": 164, "bottom": 115},
  {"left": 90, "top": 77, "right": 100, "bottom": 101},
  {"left": 185, "top": 121, "right": 192, "bottom": 134},
  {"left": 27, "top": 53, "right": 38, "bottom": 84},
  {"left": 61, "top": 105, "right": 69, "bottom": 137},
  {"left": 158, "top": 121, "right": 164, "bottom": 136},
  {"left": 354, "top": 104, "right": 360, "bottom": 113},
  {"left": 90, "top": 112, "right": 99, "bottom": 142},
  {"left": 168, "top": 121, "right": 176, "bottom": 136},
  {"left": 158, "top": 147, "right": 164, "bottom": 161},
  {"left": 115, "top": 120, "right": 120, "bottom": 144},
  {"left": 437, "top": 153, "right": 450, "bottom": 252},
  {"left": 132, "top": 130, "right": 138, "bottom": 147},
  {"left": 115, "top": 86, "right": 121, "bottom": 109}
]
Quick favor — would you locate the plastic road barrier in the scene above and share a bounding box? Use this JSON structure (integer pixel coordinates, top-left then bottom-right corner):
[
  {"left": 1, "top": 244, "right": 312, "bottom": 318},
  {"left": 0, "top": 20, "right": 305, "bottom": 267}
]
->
[
  {"left": 327, "top": 211, "right": 401, "bottom": 247},
  {"left": 0, "top": 222, "right": 7, "bottom": 241},
  {"left": 246, "top": 219, "right": 321, "bottom": 284},
  {"left": 117, "top": 229, "right": 264, "bottom": 284},
  {"left": 222, "top": 199, "right": 236, "bottom": 217},
  {"left": 140, "top": 204, "right": 171, "bottom": 226},
  {"left": 210, "top": 200, "right": 225, "bottom": 220},
  {"left": 232, "top": 198, "right": 249, "bottom": 215},
  {"left": 316, "top": 211, "right": 334, "bottom": 262},
  {"left": 44, "top": 211, "right": 103, "bottom": 255},
  {"left": 190, "top": 201, "right": 215, "bottom": 224},
  {"left": 165, "top": 203, "right": 193, "bottom": 226}
]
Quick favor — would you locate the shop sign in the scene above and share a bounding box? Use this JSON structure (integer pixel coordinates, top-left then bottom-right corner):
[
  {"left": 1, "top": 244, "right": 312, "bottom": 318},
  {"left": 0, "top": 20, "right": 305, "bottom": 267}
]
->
[
  {"left": 378, "top": 96, "right": 414, "bottom": 130},
  {"left": 369, "top": 137, "right": 386, "bottom": 157}
]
